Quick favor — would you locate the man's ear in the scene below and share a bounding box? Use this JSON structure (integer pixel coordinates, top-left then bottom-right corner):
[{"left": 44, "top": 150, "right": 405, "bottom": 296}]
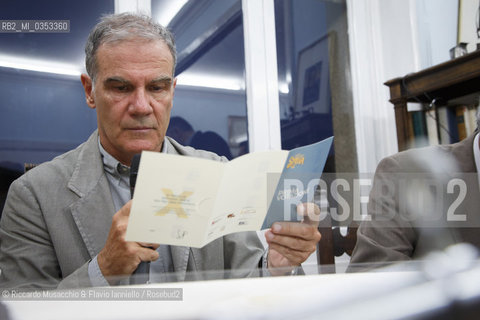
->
[{"left": 81, "top": 73, "right": 96, "bottom": 109}]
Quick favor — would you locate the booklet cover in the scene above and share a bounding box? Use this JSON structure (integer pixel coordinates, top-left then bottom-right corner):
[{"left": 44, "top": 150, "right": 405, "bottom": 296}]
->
[
  {"left": 125, "top": 136, "right": 333, "bottom": 248},
  {"left": 261, "top": 136, "right": 333, "bottom": 229}
]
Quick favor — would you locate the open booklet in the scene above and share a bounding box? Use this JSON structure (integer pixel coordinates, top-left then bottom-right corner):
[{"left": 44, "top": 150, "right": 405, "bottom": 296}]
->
[{"left": 125, "top": 136, "right": 333, "bottom": 248}]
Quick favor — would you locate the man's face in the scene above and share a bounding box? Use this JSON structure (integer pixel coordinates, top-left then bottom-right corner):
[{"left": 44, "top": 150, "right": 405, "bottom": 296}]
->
[{"left": 81, "top": 40, "right": 176, "bottom": 166}]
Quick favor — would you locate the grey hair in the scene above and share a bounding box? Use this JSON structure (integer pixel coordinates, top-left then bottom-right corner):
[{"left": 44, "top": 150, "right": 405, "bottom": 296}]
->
[{"left": 85, "top": 13, "right": 176, "bottom": 83}]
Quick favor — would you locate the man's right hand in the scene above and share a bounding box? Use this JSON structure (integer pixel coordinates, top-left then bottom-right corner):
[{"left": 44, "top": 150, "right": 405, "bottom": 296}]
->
[{"left": 97, "top": 200, "right": 159, "bottom": 284}]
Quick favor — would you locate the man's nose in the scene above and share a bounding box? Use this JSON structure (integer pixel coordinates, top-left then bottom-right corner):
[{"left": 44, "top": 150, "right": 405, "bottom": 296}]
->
[{"left": 129, "top": 88, "right": 152, "bottom": 115}]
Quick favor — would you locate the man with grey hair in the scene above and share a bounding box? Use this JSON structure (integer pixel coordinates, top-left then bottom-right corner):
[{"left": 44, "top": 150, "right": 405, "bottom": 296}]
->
[
  {"left": 0, "top": 13, "right": 321, "bottom": 289},
  {"left": 349, "top": 111, "right": 480, "bottom": 269}
]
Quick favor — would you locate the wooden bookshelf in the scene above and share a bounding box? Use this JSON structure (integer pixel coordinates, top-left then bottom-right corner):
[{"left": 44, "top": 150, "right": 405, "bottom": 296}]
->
[{"left": 385, "top": 50, "right": 480, "bottom": 151}]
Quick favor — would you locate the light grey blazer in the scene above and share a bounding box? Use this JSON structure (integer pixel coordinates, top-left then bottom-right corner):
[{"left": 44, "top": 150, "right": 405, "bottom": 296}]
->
[
  {"left": 349, "top": 134, "right": 480, "bottom": 269},
  {"left": 0, "top": 131, "right": 264, "bottom": 289}
]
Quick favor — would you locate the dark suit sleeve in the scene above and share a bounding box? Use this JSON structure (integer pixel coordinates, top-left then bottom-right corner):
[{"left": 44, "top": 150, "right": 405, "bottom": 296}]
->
[{"left": 348, "top": 156, "right": 417, "bottom": 270}]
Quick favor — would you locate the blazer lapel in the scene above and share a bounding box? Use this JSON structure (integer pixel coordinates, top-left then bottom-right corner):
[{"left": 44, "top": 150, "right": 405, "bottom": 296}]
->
[
  {"left": 69, "top": 178, "right": 115, "bottom": 258},
  {"left": 67, "top": 131, "right": 116, "bottom": 258}
]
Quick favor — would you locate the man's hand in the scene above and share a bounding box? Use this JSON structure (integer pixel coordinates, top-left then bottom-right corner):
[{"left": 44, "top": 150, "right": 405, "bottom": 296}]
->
[
  {"left": 97, "top": 201, "right": 159, "bottom": 284},
  {"left": 265, "top": 203, "right": 321, "bottom": 275}
]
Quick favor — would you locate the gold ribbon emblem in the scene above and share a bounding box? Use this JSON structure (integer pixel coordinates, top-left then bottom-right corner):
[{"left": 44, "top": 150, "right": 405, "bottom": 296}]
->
[
  {"left": 155, "top": 188, "right": 193, "bottom": 218},
  {"left": 286, "top": 154, "right": 305, "bottom": 169}
]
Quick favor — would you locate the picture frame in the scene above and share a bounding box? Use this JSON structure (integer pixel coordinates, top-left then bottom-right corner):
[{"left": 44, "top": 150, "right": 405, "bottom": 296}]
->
[{"left": 294, "top": 33, "right": 331, "bottom": 115}]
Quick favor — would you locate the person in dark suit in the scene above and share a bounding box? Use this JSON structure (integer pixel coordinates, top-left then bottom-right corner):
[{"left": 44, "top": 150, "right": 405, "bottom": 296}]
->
[
  {"left": 349, "top": 129, "right": 480, "bottom": 269},
  {"left": 167, "top": 116, "right": 233, "bottom": 159}
]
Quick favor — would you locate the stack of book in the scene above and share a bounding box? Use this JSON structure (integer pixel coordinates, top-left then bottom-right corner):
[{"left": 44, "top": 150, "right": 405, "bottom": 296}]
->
[{"left": 408, "top": 103, "right": 478, "bottom": 147}]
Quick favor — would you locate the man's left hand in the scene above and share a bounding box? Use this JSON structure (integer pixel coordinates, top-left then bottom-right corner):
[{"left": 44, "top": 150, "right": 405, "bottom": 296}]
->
[{"left": 265, "top": 203, "right": 321, "bottom": 275}]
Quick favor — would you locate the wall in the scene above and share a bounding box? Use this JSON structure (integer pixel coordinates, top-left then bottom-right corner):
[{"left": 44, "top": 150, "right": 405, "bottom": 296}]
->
[
  {"left": 0, "top": 70, "right": 96, "bottom": 170},
  {"left": 458, "top": 0, "right": 480, "bottom": 53},
  {"left": 416, "top": 0, "right": 459, "bottom": 68}
]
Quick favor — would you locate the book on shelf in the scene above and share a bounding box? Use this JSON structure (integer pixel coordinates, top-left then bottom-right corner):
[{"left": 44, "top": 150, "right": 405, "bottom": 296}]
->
[
  {"left": 465, "top": 105, "right": 478, "bottom": 136},
  {"left": 425, "top": 109, "right": 439, "bottom": 145},
  {"left": 456, "top": 106, "right": 468, "bottom": 141},
  {"left": 437, "top": 106, "right": 459, "bottom": 144},
  {"left": 454, "top": 104, "right": 478, "bottom": 141},
  {"left": 411, "top": 111, "right": 428, "bottom": 147},
  {"left": 125, "top": 137, "right": 333, "bottom": 248},
  {"left": 407, "top": 103, "right": 439, "bottom": 146}
]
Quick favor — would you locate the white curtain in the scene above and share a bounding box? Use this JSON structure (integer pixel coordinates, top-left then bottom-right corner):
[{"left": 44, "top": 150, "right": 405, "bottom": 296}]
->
[{"left": 346, "top": 0, "right": 421, "bottom": 174}]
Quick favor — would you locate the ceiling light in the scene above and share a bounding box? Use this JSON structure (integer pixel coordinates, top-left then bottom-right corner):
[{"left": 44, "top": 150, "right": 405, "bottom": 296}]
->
[
  {"left": 176, "top": 73, "right": 244, "bottom": 91},
  {"left": 0, "top": 54, "right": 82, "bottom": 77},
  {"left": 0, "top": 54, "right": 246, "bottom": 92}
]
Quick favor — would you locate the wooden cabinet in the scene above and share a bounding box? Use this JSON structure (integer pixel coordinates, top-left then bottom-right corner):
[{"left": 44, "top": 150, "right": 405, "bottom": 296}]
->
[{"left": 384, "top": 50, "right": 480, "bottom": 151}]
